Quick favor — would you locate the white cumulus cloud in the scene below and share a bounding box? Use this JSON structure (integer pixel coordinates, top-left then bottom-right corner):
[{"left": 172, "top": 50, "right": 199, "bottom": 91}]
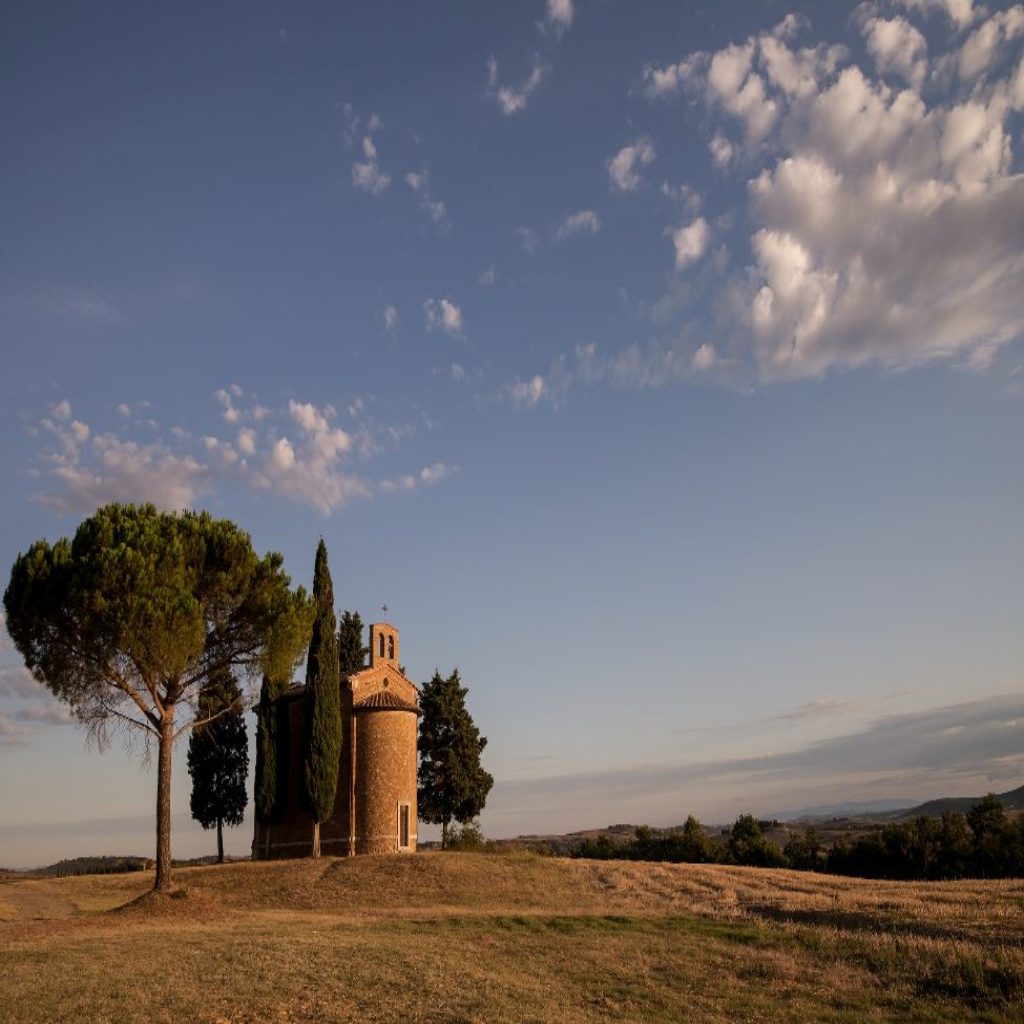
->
[
  {"left": 28, "top": 392, "right": 450, "bottom": 518},
  {"left": 671, "top": 217, "right": 710, "bottom": 269},
  {"left": 352, "top": 135, "right": 391, "bottom": 195},
  {"left": 424, "top": 297, "right": 465, "bottom": 337},
  {"left": 708, "top": 134, "right": 735, "bottom": 168},
  {"left": 506, "top": 375, "right": 547, "bottom": 407},
  {"left": 861, "top": 14, "right": 929, "bottom": 90},
  {"left": 544, "top": 0, "right": 573, "bottom": 36},
  {"left": 608, "top": 137, "right": 656, "bottom": 191},
  {"left": 640, "top": 8, "right": 1024, "bottom": 382}
]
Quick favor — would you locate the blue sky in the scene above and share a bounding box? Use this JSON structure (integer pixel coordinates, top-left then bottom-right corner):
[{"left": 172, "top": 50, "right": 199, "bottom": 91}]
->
[{"left": 2, "top": 0, "right": 1023, "bottom": 865}]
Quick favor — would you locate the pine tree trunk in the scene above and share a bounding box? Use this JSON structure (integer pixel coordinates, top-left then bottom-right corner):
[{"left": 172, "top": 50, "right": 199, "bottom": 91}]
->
[
  {"left": 217, "top": 817, "right": 224, "bottom": 863},
  {"left": 154, "top": 713, "right": 174, "bottom": 891},
  {"left": 442, "top": 818, "right": 449, "bottom": 851},
  {"left": 312, "top": 819, "right": 321, "bottom": 858}
]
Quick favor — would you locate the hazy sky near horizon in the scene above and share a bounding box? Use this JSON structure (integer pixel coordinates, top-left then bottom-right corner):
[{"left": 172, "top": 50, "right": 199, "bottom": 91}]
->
[{"left": 2, "top": 0, "right": 1023, "bottom": 866}]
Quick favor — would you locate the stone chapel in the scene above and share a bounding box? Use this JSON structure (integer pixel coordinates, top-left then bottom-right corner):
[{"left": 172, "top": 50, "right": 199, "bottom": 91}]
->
[{"left": 251, "top": 621, "right": 420, "bottom": 858}]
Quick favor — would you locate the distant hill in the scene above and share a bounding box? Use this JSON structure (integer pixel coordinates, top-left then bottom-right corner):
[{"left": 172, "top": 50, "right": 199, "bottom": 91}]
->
[
  {"left": 782, "top": 784, "right": 1024, "bottom": 825},
  {"left": 897, "top": 784, "right": 1024, "bottom": 820},
  {"left": 781, "top": 798, "right": 919, "bottom": 821}
]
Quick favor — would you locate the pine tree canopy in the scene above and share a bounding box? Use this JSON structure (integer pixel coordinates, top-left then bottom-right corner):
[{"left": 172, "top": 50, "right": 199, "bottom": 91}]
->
[
  {"left": 2, "top": 502, "right": 311, "bottom": 890},
  {"left": 301, "top": 539, "right": 342, "bottom": 830},
  {"left": 417, "top": 669, "right": 493, "bottom": 846}
]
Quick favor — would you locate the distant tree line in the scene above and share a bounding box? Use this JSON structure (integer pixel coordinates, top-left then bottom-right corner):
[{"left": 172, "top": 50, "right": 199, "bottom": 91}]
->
[
  {"left": 825, "top": 796, "right": 1024, "bottom": 880},
  {"left": 37, "top": 856, "right": 153, "bottom": 877},
  {"left": 573, "top": 795, "right": 1024, "bottom": 881}
]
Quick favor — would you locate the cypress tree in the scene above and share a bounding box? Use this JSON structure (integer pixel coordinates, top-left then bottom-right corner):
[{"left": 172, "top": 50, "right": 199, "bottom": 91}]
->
[
  {"left": 254, "top": 673, "right": 291, "bottom": 825},
  {"left": 417, "top": 669, "right": 493, "bottom": 849},
  {"left": 338, "top": 610, "right": 369, "bottom": 676},
  {"left": 187, "top": 666, "right": 249, "bottom": 863},
  {"left": 301, "top": 539, "right": 341, "bottom": 858}
]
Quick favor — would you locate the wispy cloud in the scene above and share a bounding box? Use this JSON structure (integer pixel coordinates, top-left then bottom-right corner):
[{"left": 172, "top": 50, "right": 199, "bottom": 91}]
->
[
  {"left": 554, "top": 209, "right": 601, "bottom": 241},
  {"left": 405, "top": 169, "right": 449, "bottom": 229},
  {"left": 487, "top": 54, "right": 547, "bottom": 115},
  {"left": 19, "top": 285, "right": 128, "bottom": 324},
  {"left": 344, "top": 103, "right": 390, "bottom": 195},
  {"left": 770, "top": 696, "right": 860, "bottom": 722},
  {"left": 506, "top": 375, "right": 548, "bottom": 408},
  {"left": 378, "top": 461, "right": 455, "bottom": 495},
  {"left": 1, "top": 280, "right": 206, "bottom": 327},
  {"left": 352, "top": 135, "right": 391, "bottom": 195},
  {"left": 485, "top": 693, "right": 1024, "bottom": 834},
  {"left": 424, "top": 297, "right": 465, "bottom": 338},
  {"left": 0, "top": 665, "right": 38, "bottom": 701},
  {"left": 515, "top": 226, "right": 541, "bottom": 254}
]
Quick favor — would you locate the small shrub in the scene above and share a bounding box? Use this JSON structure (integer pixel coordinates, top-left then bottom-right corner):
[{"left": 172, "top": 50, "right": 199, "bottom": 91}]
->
[{"left": 447, "top": 821, "right": 485, "bottom": 851}]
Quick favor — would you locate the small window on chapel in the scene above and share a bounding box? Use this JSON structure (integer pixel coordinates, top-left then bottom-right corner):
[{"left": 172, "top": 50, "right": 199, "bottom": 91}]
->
[
  {"left": 399, "top": 803, "right": 411, "bottom": 850},
  {"left": 388, "top": 635, "right": 395, "bottom": 660},
  {"left": 379, "top": 633, "right": 385, "bottom": 658}
]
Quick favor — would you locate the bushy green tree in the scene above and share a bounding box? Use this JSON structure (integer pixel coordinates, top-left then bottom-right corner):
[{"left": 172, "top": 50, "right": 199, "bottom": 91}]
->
[
  {"left": 968, "top": 794, "right": 1020, "bottom": 877},
  {"left": 727, "top": 814, "right": 786, "bottom": 867},
  {"left": 783, "top": 827, "right": 823, "bottom": 871},
  {"left": 187, "top": 666, "right": 249, "bottom": 862},
  {"left": 936, "top": 812, "right": 974, "bottom": 878},
  {"left": 301, "top": 539, "right": 341, "bottom": 858},
  {"left": 3, "top": 503, "right": 308, "bottom": 890},
  {"left": 677, "top": 815, "right": 723, "bottom": 863},
  {"left": 338, "top": 610, "right": 368, "bottom": 675},
  {"left": 418, "top": 669, "right": 493, "bottom": 849}
]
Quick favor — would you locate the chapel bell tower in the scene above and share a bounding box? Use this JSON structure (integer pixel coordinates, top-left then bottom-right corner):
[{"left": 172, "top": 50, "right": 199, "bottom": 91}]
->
[{"left": 369, "top": 622, "right": 399, "bottom": 669}]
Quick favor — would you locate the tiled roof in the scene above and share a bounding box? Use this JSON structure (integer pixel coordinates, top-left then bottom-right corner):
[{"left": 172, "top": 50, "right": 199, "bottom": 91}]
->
[
  {"left": 347, "top": 664, "right": 421, "bottom": 694},
  {"left": 353, "top": 689, "right": 421, "bottom": 714}
]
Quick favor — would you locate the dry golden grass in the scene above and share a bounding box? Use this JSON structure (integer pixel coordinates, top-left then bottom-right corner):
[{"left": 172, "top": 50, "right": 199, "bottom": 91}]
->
[{"left": 1, "top": 852, "right": 1022, "bottom": 1022}]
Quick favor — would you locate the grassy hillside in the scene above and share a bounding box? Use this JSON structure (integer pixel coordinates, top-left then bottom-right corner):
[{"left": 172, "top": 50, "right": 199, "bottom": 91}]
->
[{"left": 1, "top": 852, "right": 1022, "bottom": 1022}]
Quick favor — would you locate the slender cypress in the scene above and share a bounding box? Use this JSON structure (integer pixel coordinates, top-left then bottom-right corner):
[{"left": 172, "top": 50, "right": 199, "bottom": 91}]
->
[
  {"left": 301, "top": 539, "right": 341, "bottom": 858},
  {"left": 254, "top": 673, "right": 291, "bottom": 825}
]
